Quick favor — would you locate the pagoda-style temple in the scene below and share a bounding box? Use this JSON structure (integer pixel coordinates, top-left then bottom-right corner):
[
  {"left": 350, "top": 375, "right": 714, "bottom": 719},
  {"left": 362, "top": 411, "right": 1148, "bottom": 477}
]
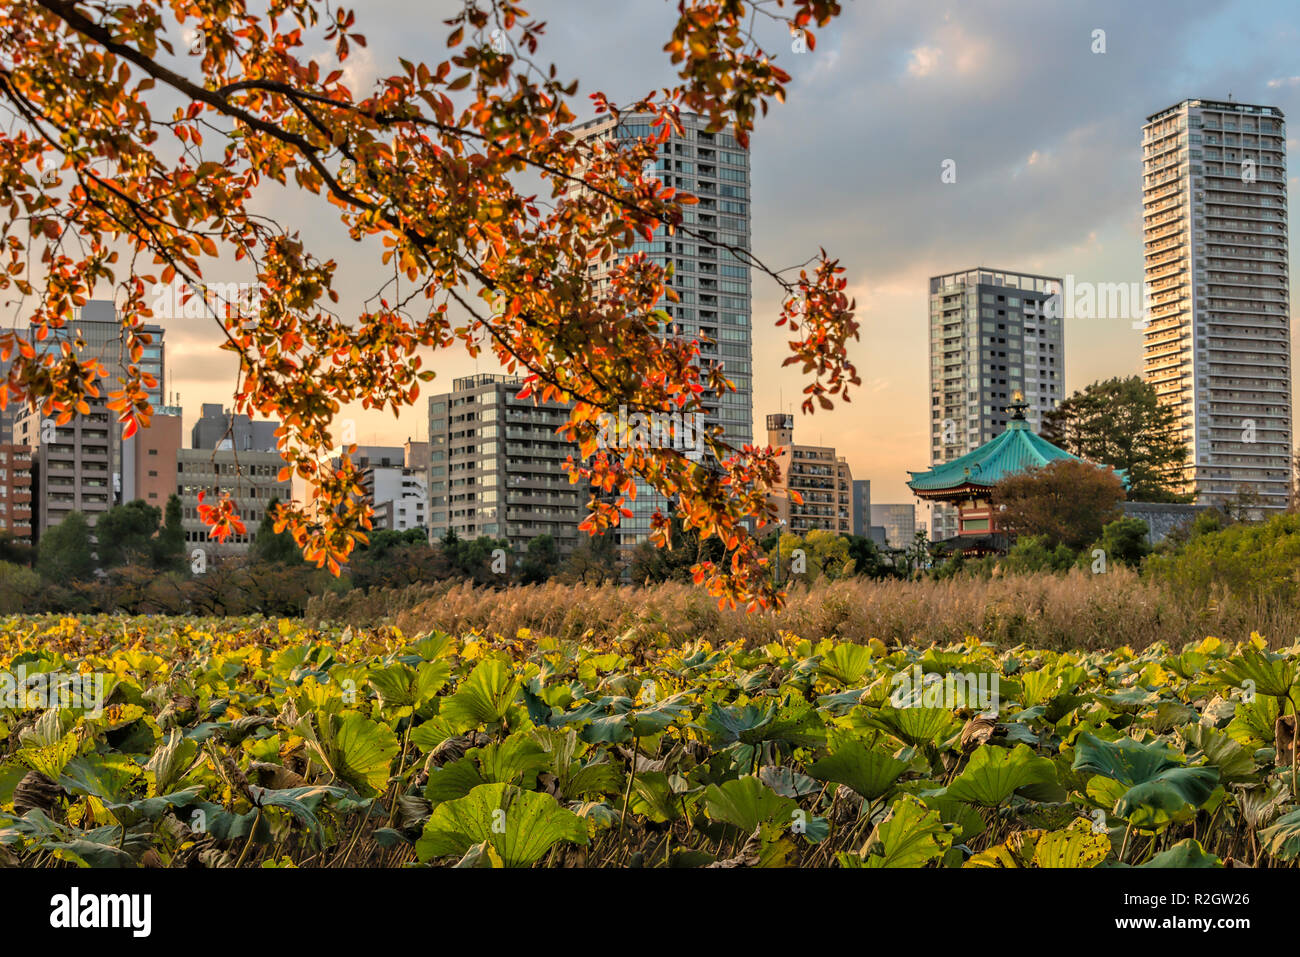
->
[{"left": 907, "top": 393, "right": 1122, "bottom": 556}]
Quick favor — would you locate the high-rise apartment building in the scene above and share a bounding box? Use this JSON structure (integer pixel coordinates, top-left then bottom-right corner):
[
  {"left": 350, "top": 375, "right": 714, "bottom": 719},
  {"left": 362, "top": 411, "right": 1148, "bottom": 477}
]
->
[
  {"left": 574, "top": 112, "right": 753, "bottom": 549},
  {"left": 18, "top": 300, "right": 166, "bottom": 524},
  {"left": 16, "top": 396, "right": 114, "bottom": 532},
  {"left": 1142, "top": 99, "right": 1290, "bottom": 510},
  {"left": 927, "top": 268, "right": 1063, "bottom": 540},
  {"left": 764, "top": 413, "right": 854, "bottom": 535},
  {"left": 427, "top": 374, "right": 582, "bottom": 556}
]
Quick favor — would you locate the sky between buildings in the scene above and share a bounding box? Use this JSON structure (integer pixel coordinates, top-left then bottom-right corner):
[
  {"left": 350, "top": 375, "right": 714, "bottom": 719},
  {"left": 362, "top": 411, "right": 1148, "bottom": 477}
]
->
[{"left": 61, "top": 0, "right": 1300, "bottom": 506}]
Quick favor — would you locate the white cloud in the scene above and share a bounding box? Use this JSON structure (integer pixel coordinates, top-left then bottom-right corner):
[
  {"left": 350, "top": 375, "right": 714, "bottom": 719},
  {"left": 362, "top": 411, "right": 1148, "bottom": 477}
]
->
[{"left": 907, "top": 46, "right": 942, "bottom": 77}]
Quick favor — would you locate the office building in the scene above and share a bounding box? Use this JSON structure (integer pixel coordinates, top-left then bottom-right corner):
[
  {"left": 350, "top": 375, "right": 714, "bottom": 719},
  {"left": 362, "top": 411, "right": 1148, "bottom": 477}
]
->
[
  {"left": 18, "top": 300, "right": 165, "bottom": 526},
  {"left": 928, "top": 268, "right": 1063, "bottom": 539},
  {"left": 1142, "top": 98, "right": 1290, "bottom": 510},
  {"left": 574, "top": 111, "right": 753, "bottom": 549},
  {"left": 871, "top": 503, "right": 916, "bottom": 549},
  {"left": 851, "top": 478, "right": 887, "bottom": 545},
  {"left": 764, "top": 413, "right": 854, "bottom": 534},
  {"left": 177, "top": 448, "right": 291, "bottom": 555},
  {"left": 346, "top": 445, "right": 428, "bottom": 533},
  {"left": 191, "top": 403, "right": 279, "bottom": 452},
  {"left": 427, "top": 374, "right": 582, "bottom": 555}
]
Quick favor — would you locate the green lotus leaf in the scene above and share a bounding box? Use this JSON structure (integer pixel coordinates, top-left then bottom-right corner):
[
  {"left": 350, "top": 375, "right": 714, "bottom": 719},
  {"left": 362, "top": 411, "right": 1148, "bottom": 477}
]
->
[
  {"left": 1031, "top": 820, "right": 1111, "bottom": 867},
  {"left": 143, "top": 730, "right": 199, "bottom": 797},
  {"left": 945, "top": 744, "right": 1057, "bottom": 807},
  {"left": 808, "top": 732, "right": 907, "bottom": 801},
  {"left": 247, "top": 784, "right": 349, "bottom": 845},
  {"left": 323, "top": 712, "right": 400, "bottom": 797},
  {"left": 1259, "top": 808, "right": 1300, "bottom": 861},
  {"left": 704, "top": 775, "right": 799, "bottom": 834},
  {"left": 423, "top": 757, "right": 484, "bottom": 804},
  {"left": 1180, "top": 724, "right": 1257, "bottom": 784},
  {"left": 819, "top": 643, "right": 874, "bottom": 686},
  {"left": 440, "top": 659, "right": 522, "bottom": 732},
  {"left": 1222, "top": 648, "right": 1295, "bottom": 699},
  {"left": 866, "top": 707, "right": 961, "bottom": 748},
  {"left": 416, "top": 783, "right": 587, "bottom": 867},
  {"left": 1073, "top": 732, "right": 1218, "bottom": 827},
  {"left": 1137, "top": 838, "right": 1221, "bottom": 868},
  {"left": 857, "top": 795, "right": 952, "bottom": 868}
]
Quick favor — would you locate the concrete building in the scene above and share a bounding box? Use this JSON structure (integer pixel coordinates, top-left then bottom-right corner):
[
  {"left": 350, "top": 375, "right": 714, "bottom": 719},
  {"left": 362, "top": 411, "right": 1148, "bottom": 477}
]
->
[
  {"left": 177, "top": 448, "right": 290, "bottom": 555},
  {"left": 1142, "top": 98, "right": 1291, "bottom": 511},
  {"left": 0, "top": 445, "right": 33, "bottom": 543},
  {"left": 851, "top": 478, "right": 887, "bottom": 545},
  {"left": 346, "top": 445, "right": 428, "bottom": 533},
  {"left": 427, "top": 374, "right": 582, "bottom": 555},
  {"left": 132, "top": 407, "right": 182, "bottom": 509},
  {"left": 18, "top": 300, "right": 165, "bottom": 527},
  {"left": 764, "top": 413, "right": 854, "bottom": 535},
  {"left": 191, "top": 403, "right": 279, "bottom": 452},
  {"left": 928, "top": 268, "right": 1063, "bottom": 540},
  {"left": 574, "top": 112, "right": 753, "bottom": 550},
  {"left": 16, "top": 396, "right": 114, "bottom": 533},
  {"left": 871, "top": 504, "right": 916, "bottom": 549}
]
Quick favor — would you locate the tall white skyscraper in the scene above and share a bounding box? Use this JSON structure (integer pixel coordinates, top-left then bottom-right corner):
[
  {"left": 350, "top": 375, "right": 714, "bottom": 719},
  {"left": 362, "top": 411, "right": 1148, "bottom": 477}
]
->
[
  {"left": 574, "top": 112, "right": 754, "bottom": 549},
  {"left": 926, "top": 268, "right": 1064, "bottom": 540},
  {"left": 1142, "top": 99, "right": 1291, "bottom": 510}
]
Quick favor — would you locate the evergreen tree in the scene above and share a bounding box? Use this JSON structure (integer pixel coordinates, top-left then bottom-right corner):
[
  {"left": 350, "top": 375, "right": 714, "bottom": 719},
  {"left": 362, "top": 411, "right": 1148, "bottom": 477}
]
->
[{"left": 36, "top": 511, "right": 95, "bottom": 581}]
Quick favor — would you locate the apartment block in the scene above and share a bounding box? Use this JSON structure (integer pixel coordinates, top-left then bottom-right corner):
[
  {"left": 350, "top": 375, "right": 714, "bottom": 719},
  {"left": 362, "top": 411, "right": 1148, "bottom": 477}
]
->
[
  {"left": 0, "top": 445, "right": 33, "bottom": 543},
  {"left": 16, "top": 397, "right": 114, "bottom": 533},
  {"left": 928, "top": 268, "right": 1063, "bottom": 539},
  {"left": 427, "top": 374, "right": 582, "bottom": 555},
  {"left": 574, "top": 112, "right": 753, "bottom": 549},
  {"left": 346, "top": 445, "right": 428, "bottom": 533},
  {"left": 1142, "top": 98, "right": 1291, "bottom": 510},
  {"left": 764, "top": 413, "right": 854, "bottom": 535},
  {"left": 177, "top": 448, "right": 290, "bottom": 555}
]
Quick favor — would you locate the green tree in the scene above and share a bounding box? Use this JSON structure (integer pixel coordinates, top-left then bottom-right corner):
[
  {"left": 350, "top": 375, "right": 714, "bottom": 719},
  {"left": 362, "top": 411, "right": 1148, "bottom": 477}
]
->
[
  {"left": 36, "top": 512, "right": 95, "bottom": 582},
  {"left": 152, "top": 493, "right": 186, "bottom": 571},
  {"left": 95, "top": 499, "right": 161, "bottom": 568},
  {"left": 562, "top": 531, "right": 621, "bottom": 585},
  {"left": 1001, "top": 535, "right": 1077, "bottom": 574},
  {"left": 1088, "top": 517, "right": 1151, "bottom": 569},
  {"left": 252, "top": 497, "right": 303, "bottom": 565},
  {"left": 1041, "top": 376, "right": 1189, "bottom": 502},
  {"left": 518, "top": 534, "right": 559, "bottom": 585},
  {"left": 844, "top": 534, "right": 891, "bottom": 580},
  {"left": 0, "top": 561, "right": 41, "bottom": 612},
  {"left": 991, "top": 459, "right": 1126, "bottom": 551}
]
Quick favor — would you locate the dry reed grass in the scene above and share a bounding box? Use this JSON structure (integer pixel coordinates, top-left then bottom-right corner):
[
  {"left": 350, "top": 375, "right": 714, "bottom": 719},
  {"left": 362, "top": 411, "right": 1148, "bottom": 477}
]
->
[{"left": 305, "top": 568, "right": 1300, "bottom": 651}]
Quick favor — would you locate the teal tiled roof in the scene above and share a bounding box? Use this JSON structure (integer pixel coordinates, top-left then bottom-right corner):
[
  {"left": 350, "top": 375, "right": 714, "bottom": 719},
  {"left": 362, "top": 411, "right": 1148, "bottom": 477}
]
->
[{"left": 908, "top": 420, "right": 1123, "bottom": 492}]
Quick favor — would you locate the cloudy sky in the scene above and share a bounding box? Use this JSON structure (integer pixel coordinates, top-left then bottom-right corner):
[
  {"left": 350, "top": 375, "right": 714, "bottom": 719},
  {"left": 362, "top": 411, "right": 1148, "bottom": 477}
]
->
[{"left": 86, "top": 0, "right": 1300, "bottom": 515}]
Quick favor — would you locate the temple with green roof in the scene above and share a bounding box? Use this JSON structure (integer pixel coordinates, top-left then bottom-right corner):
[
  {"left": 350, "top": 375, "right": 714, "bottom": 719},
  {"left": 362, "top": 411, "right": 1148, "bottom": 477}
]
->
[{"left": 907, "top": 393, "right": 1125, "bottom": 555}]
